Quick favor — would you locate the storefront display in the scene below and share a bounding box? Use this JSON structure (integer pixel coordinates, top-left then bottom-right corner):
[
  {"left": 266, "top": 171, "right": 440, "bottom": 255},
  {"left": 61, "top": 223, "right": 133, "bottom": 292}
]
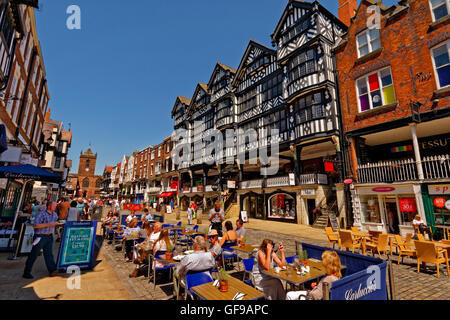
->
[
  {"left": 425, "top": 184, "right": 450, "bottom": 228},
  {"left": 360, "top": 196, "right": 381, "bottom": 223},
  {"left": 268, "top": 193, "right": 296, "bottom": 220}
]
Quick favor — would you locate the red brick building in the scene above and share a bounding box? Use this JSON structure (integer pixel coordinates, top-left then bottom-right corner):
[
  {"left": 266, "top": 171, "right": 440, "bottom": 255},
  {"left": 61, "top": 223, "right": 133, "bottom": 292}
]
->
[
  {"left": 69, "top": 148, "right": 103, "bottom": 199},
  {"left": 335, "top": 0, "right": 450, "bottom": 236}
]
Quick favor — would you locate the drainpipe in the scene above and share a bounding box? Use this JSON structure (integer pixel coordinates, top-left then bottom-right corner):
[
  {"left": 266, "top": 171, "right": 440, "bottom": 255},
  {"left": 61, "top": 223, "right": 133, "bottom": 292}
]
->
[{"left": 409, "top": 123, "right": 424, "bottom": 180}]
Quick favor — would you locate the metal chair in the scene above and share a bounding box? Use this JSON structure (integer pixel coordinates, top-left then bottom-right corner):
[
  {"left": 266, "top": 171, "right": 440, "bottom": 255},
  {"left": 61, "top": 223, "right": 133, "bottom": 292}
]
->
[
  {"left": 242, "top": 257, "right": 255, "bottom": 287},
  {"left": 149, "top": 251, "right": 175, "bottom": 289}
]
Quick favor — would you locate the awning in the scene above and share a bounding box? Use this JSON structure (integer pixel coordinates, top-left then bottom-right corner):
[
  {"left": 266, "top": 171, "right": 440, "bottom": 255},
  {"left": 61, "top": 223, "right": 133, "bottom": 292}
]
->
[
  {"left": 158, "top": 192, "right": 176, "bottom": 198},
  {"left": 0, "top": 164, "right": 62, "bottom": 183}
]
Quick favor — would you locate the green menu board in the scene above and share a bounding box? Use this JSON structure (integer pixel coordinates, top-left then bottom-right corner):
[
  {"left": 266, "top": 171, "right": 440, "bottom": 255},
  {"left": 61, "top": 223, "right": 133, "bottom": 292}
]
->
[{"left": 57, "top": 221, "right": 97, "bottom": 270}]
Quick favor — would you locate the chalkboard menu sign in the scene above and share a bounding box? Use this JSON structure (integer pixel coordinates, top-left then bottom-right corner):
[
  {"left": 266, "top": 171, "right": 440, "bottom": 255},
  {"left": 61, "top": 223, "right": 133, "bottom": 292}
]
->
[{"left": 57, "top": 221, "right": 97, "bottom": 270}]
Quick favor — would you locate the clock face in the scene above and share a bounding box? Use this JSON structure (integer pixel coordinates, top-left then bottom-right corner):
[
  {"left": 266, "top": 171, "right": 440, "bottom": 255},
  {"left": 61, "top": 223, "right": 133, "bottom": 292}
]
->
[{"left": 85, "top": 167, "right": 90, "bottom": 172}]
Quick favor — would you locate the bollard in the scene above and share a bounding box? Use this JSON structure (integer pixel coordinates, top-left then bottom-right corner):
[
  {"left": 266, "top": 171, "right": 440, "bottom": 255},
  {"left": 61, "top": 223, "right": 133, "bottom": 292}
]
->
[{"left": 323, "top": 281, "right": 330, "bottom": 300}]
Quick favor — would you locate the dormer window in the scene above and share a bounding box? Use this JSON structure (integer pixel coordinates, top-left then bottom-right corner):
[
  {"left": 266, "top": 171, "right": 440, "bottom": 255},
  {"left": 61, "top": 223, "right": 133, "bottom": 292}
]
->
[{"left": 357, "top": 29, "right": 381, "bottom": 57}]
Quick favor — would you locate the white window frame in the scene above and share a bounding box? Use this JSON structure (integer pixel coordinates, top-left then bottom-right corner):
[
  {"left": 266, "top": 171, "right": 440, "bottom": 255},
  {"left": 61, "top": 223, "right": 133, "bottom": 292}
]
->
[
  {"left": 356, "top": 28, "right": 381, "bottom": 58},
  {"left": 430, "top": 40, "right": 450, "bottom": 89},
  {"left": 429, "top": 0, "right": 450, "bottom": 21},
  {"left": 355, "top": 67, "right": 396, "bottom": 112}
]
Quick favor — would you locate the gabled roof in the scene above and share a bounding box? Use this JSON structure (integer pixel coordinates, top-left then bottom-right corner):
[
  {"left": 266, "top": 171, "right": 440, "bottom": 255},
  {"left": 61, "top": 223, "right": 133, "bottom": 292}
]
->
[
  {"left": 187, "top": 82, "right": 210, "bottom": 115},
  {"left": 104, "top": 166, "right": 113, "bottom": 174},
  {"left": 61, "top": 131, "right": 72, "bottom": 144},
  {"left": 207, "top": 62, "right": 236, "bottom": 90},
  {"left": 271, "top": 0, "right": 347, "bottom": 44},
  {"left": 232, "top": 40, "right": 277, "bottom": 87},
  {"left": 171, "top": 96, "right": 191, "bottom": 117}
]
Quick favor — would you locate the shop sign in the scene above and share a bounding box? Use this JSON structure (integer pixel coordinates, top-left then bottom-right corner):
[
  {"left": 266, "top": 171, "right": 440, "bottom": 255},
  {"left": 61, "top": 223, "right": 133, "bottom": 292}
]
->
[
  {"left": 301, "top": 189, "right": 316, "bottom": 196},
  {"left": 434, "top": 197, "right": 446, "bottom": 208},
  {"left": 197, "top": 185, "right": 204, "bottom": 192},
  {"left": 428, "top": 185, "right": 450, "bottom": 195},
  {"left": 398, "top": 198, "right": 416, "bottom": 212},
  {"left": 227, "top": 181, "right": 236, "bottom": 189},
  {"left": 372, "top": 187, "right": 395, "bottom": 192},
  {"left": 132, "top": 204, "right": 141, "bottom": 211},
  {"left": 445, "top": 200, "right": 450, "bottom": 210}
]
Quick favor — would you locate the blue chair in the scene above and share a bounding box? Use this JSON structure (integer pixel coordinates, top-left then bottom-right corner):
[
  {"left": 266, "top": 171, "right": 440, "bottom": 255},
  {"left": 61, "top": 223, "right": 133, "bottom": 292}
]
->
[
  {"left": 222, "top": 241, "right": 240, "bottom": 272},
  {"left": 242, "top": 257, "right": 255, "bottom": 287},
  {"left": 185, "top": 271, "right": 214, "bottom": 300},
  {"left": 149, "top": 251, "right": 175, "bottom": 289},
  {"left": 137, "top": 238, "right": 146, "bottom": 244},
  {"left": 193, "top": 225, "right": 199, "bottom": 232},
  {"left": 162, "top": 224, "right": 174, "bottom": 229},
  {"left": 176, "top": 221, "right": 182, "bottom": 226},
  {"left": 285, "top": 255, "right": 299, "bottom": 265}
]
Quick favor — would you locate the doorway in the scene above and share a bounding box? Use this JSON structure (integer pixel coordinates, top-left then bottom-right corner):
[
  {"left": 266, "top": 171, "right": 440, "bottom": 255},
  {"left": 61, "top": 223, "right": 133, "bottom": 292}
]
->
[
  {"left": 306, "top": 199, "right": 316, "bottom": 225},
  {"left": 384, "top": 199, "right": 400, "bottom": 234}
]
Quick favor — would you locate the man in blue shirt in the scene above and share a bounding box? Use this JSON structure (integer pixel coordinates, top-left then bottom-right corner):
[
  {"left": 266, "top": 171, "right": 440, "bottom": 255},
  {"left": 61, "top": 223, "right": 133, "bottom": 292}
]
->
[
  {"left": 142, "top": 208, "right": 153, "bottom": 222},
  {"left": 23, "top": 201, "right": 60, "bottom": 279}
]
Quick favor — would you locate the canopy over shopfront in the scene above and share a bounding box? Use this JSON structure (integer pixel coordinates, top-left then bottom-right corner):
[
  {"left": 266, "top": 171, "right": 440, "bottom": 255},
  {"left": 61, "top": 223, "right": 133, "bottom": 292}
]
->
[
  {"left": 0, "top": 165, "right": 62, "bottom": 250},
  {"left": 158, "top": 192, "right": 176, "bottom": 198}
]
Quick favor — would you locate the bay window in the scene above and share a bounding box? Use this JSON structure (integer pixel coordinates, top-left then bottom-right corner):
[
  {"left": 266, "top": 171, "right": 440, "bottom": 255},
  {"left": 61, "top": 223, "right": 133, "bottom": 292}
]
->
[
  {"left": 356, "top": 67, "right": 396, "bottom": 112},
  {"left": 357, "top": 29, "right": 381, "bottom": 57},
  {"left": 431, "top": 41, "right": 450, "bottom": 89}
]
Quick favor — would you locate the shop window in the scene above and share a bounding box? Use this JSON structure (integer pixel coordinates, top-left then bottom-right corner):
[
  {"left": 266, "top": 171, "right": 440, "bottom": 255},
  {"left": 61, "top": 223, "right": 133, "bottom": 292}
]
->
[
  {"left": 360, "top": 196, "right": 381, "bottom": 223},
  {"left": 432, "top": 195, "right": 450, "bottom": 225},
  {"left": 268, "top": 193, "right": 296, "bottom": 220},
  {"left": 398, "top": 196, "right": 418, "bottom": 226}
]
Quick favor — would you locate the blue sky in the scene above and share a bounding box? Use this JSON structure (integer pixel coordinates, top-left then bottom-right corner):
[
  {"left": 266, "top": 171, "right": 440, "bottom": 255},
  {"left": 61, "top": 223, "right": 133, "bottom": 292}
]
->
[{"left": 34, "top": 0, "right": 397, "bottom": 175}]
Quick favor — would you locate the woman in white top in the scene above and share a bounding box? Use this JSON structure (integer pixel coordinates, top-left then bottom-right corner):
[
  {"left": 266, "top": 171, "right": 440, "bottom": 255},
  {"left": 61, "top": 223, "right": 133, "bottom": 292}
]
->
[
  {"left": 187, "top": 202, "right": 195, "bottom": 225},
  {"left": 252, "top": 239, "right": 286, "bottom": 300},
  {"left": 123, "top": 218, "right": 141, "bottom": 262},
  {"left": 67, "top": 200, "right": 79, "bottom": 222},
  {"left": 152, "top": 229, "right": 173, "bottom": 269}
]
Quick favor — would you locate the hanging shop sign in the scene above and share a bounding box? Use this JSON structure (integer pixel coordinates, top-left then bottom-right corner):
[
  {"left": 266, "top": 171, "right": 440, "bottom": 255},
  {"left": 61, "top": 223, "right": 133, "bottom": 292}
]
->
[
  {"left": 433, "top": 197, "right": 446, "bottom": 208},
  {"left": 372, "top": 187, "right": 396, "bottom": 192},
  {"left": 324, "top": 161, "right": 334, "bottom": 172},
  {"left": 398, "top": 198, "right": 416, "bottom": 212},
  {"left": 428, "top": 185, "right": 450, "bottom": 195}
]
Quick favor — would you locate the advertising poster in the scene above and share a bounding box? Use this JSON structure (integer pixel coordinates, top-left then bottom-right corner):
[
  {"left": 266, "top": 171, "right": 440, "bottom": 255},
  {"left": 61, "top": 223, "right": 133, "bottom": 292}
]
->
[{"left": 57, "top": 221, "right": 97, "bottom": 270}]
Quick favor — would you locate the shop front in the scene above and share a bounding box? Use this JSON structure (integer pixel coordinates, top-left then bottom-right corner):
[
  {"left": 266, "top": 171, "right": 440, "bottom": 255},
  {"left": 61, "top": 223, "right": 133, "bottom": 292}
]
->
[
  {"left": 422, "top": 184, "right": 450, "bottom": 238},
  {"left": 352, "top": 184, "right": 424, "bottom": 236}
]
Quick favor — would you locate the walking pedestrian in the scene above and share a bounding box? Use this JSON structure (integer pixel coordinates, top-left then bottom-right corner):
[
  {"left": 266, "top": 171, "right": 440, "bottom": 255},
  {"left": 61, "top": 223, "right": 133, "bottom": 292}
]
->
[
  {"left": 23, "top": 201, "right": 60, "bottom": 279},
  {"left": 209, "top": 200, "right": 225, "bottom": 237}
]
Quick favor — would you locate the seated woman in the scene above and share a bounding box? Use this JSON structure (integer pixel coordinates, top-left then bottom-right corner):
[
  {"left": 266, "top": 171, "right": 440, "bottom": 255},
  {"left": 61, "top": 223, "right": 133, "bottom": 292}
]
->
[
  {"left": 122, "top": 218, "right": 141, "bottom": 262},
  {"left": 252, "top": 239, "right": 287, "bottom": 300},
  {"left": 129, "top": 222, "right": 156, "bottom": 278},
  {"left": 220, "top": 221, "right": 238, "bottom": 247},
  {"left": 286, "top": 250, "right": 342, "bottom": 300}
]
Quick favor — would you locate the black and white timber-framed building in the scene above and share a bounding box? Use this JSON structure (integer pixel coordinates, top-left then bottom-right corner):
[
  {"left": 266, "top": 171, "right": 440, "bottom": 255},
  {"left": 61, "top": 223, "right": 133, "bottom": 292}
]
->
[{"left": 171, "top": 0, "right": 350, "bottom": 227}]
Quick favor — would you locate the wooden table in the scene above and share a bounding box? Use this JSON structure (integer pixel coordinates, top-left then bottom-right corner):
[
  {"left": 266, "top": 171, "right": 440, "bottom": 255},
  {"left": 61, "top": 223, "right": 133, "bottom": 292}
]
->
[
  {"left": 435, "top": 225, "right": 450, "bottom": 240},
  {"left": 190, "top": 276, "right": 264, "bottom": 300},
  {"left": 230, "top": 244, "right": 259, "bottom": 257},
  {"left": 262, "top": 259, "right": 327, "bottom": 287}
]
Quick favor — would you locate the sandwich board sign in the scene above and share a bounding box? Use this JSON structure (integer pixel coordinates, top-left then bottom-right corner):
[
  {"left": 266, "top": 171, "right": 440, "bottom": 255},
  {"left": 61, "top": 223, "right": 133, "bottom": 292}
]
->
[{"left": 57, "top": 221, "right": 97, "bottom": 270}]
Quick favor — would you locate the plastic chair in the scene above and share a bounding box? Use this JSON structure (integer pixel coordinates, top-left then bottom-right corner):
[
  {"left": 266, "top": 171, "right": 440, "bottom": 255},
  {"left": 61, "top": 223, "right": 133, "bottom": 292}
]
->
[
  {"left": 414, "top": 240, "right": 449, "bottom": 277},
  {"left": 364, "top": 234, "right": 389, "bottom": 257},
  {"left": 325, "top": 227, "right": 340, "bottom": 249},
  {"left": 185, "top": 271, "right": 214, "bottom": 300},
  {"left": 242, "top": 257, "right": 255, "bottom": 287},
  {"left": 351, "top": 226, "right": 360, "bottom": 233},
  {"left": 176, "top": 221, "right": 182, "bottom": 226},
  {"left": 394, "top": 235, "right": 416, "bottom": 264},
  {"left": 285, "top": 255, "right": 299, "bottom": 265},
  {"left": 339, "top": 230, "right": 361, "bottom": 253},
  {"left": 149, "top": 250, "right": 175, "bottom": 289},
  {"left": 193, "top": 225, "right": 199, "bottom": 232}
]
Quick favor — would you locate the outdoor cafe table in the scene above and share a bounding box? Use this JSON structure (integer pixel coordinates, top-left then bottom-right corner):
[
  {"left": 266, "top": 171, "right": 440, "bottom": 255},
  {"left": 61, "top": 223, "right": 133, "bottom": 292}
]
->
[
  {"left": 230, "top": 244, "right": 259, "bottom": 257},
  {"left": 190, "top": 276, "right": 264, "bottom": 300},
  {"left": 262, "top": 259, "right": 345, "bottom": 289}
]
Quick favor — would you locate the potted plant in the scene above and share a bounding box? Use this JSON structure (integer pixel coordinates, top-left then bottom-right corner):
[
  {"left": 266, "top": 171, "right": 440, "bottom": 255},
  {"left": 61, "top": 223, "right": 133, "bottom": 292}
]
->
[
  {"left": 218, "top": 267, "right": 230, "bottom": 292},
  {"left": 240, "top": 236, "right": 247, "bottom": 248},
  {"left": 298, "top": 250, "right": 308, "bottom": 266},
  {"left": 165, "top": 245, "right": 174, "bottom": 260},
  {"left": 181, "top": 224, "right": 186, "bottom": 233}
]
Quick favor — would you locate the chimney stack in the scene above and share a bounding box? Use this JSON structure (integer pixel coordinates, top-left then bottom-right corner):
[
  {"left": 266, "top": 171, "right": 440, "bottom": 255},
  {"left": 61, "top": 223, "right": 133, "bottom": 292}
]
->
[{"left": 338, "top": 0, "right": 358, "bottom": 27}]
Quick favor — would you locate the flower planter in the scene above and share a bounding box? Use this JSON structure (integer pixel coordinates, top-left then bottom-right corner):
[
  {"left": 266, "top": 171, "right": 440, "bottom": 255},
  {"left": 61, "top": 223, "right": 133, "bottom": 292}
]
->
[
  {"left": 240, "top": 243, "right": 246, "bottom": 248},
  {"left": 219, "top": 280, "right": 228, "bottom": 292}
]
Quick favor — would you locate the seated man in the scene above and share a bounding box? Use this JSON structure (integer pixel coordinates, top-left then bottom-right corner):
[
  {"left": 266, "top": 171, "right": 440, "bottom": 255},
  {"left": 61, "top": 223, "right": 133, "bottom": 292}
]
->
[
  {"left": 235, "top": 219, "right": 246, "bottom": 243},
  {"left": 174, "top": 236, "right": 216, "bottom": 298},
  {"left": 142, "top": 208, "right": 153, "bottom": 222}
]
